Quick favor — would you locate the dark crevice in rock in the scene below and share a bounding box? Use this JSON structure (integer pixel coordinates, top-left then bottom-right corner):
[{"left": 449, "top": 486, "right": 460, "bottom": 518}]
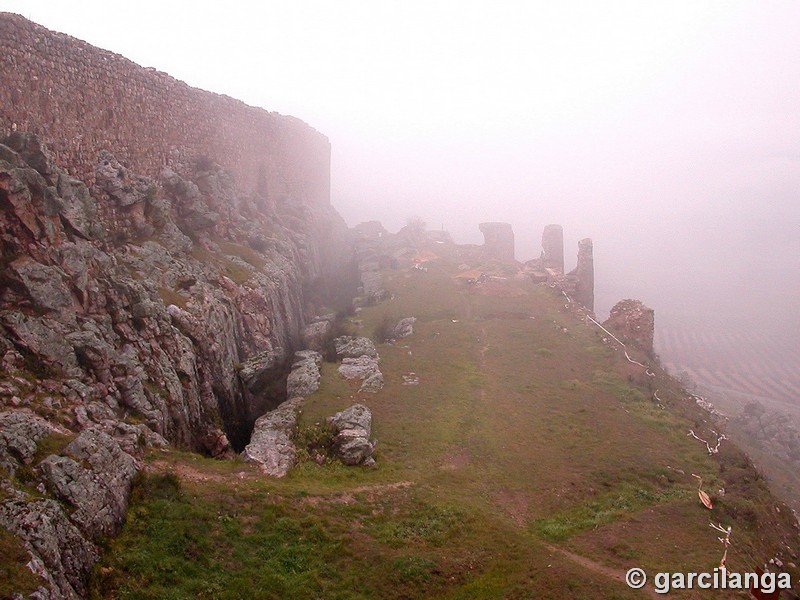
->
[{"left": 226, "top": 357, "right": 293, "bottom": 453}]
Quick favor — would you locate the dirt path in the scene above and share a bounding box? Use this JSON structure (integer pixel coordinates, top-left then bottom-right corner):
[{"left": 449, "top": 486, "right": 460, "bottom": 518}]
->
[{"left": 544, "top": 543, "right": 661, "bottom": 598}]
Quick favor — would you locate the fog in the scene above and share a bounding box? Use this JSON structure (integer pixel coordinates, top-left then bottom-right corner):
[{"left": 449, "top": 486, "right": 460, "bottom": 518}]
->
[{"left": 3, "top": 0, "right": 799, "bottom": 407}]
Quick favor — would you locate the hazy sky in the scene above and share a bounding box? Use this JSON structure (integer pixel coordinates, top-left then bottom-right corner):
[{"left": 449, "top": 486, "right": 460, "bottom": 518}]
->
[{"left": 2, "top": 0, "right": 798, "bottom": 327}]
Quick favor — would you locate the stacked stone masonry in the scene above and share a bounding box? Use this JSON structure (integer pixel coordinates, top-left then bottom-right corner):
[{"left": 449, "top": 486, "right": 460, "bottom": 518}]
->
[{"left": 0, "top": 13, "right": 330, "bottom": 205}]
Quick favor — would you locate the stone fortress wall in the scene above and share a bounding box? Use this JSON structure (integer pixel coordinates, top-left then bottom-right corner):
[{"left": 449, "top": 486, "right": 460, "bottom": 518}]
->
[{"left": 0, "top": 13, "right": 330, "bottom": 205}]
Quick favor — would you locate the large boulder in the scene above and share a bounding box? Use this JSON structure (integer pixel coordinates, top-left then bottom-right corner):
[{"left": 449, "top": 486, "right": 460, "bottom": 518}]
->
[
  {"left": 302, "top": 320, "right": 332, "bottom": 353},
  {"left": 338, "top": 355, "right": 384, "bottom": 393},
  {"left": 327, "top": 404, "right": 376, "bottom": 466},
  {"left": 286, "top": 350, "right": 322, "bottom": 399},
  {"left": 241, "top": 398, "right": 302, "bottom": 477},
  {"left": 334, "top": 336, "right": 378, "bottom": 359},
  {"left": 0, "top": 411, "right": 64, "bottom": 477},
  {"left": 338, "top": 355, "right": 380, "bottom": 380},
  {"left": 39, "top": 429, "right": 138, "bottom": 539},
  {"left": 393, "top": 317, "right": 416, "bottom": 339},
  {"left": 0, "top": 496, "right": 99, "bottom": 599}
]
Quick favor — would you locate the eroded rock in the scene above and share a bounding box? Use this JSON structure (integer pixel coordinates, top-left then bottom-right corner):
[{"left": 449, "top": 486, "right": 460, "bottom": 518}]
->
[
  {"left": 393, "top": 317, "right": 416, "bottom": 339},
  {"left": 241, "top": 398, "right": 302, "bottom": 477},
  {"left": 39, "top": 429, "right": 138, "bottom": 539},
  {"left": 286, "top": 350, "right": 322, "bottom": 399},
  {"left": 302, "top": 320, "right": 331, "bottom": 353},
  {"left": 604, "top": 299, "right": 654, "bottom": 356},
  {"left": 334, "top": 336, "right": 378, "bottom": 359},
  {"left": 327, "top": 404, "right": 376, "bottom": 466},
  {"left": 0, "top": 411, "right": 65, "bottom": 477}
]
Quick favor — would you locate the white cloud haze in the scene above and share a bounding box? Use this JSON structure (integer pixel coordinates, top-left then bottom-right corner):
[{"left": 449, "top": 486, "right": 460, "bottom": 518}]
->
[{"left": 2, "top": 0, "right": 798, "bottom": 346}]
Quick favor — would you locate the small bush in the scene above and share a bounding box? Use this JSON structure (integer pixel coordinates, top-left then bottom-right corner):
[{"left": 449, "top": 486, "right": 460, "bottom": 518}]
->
[{"left": 294, "top": 422, "right": 336, "bottom": 463}]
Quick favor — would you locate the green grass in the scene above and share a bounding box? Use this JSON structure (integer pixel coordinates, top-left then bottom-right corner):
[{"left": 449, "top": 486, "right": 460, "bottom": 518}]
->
[
  {"left": 86, "top": 240, "right": 800, "bottom": 598},
  {"left": 0, "top": 527, "right": 44, "bottom": 598},
  {"left": 534, "top": 482, "right": 689, "bottom": 541}
]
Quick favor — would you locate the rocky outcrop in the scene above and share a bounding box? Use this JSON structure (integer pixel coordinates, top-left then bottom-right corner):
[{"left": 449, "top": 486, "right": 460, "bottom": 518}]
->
[
  {"left": 335, "top": 336, "right": 384, "bottom": 393},
  {"left": 339, "top": 356, "right": 385, "bottom": 393},
  {"left": 0, "top": 494, "right": 98, "bottom": 599},
  {"left": 327, "top": 404, "right": 376, "bottom": 466},
  {"left": 286, "top": 350, "right": 322, "bottom": 399},
  {"left": 604, "top": 299, "right": 655, "bottom": 356},
  {"left": 241, "top": 398, "right": 302, "bottom": 477},
  {"left": 541, "top": 224, "right": 564, "bottom": 273},
  {"left": 479, "top": 222, "right": 515, "bottom": 263},
  {"left": 0, "top": 132, "right": 352, "bottom": 597},
  {"left": 0, "top": 132, "right": 349, "bottom": 446},
  {"left": 302, "top": 317, "right": 333, "bottom": 353},
  {"left": 0, "top": 412, "right": 138, "bottom": 599},
  {"left": 39, "top": 429, "right": 138, "bottom": 539},
  {"left": 353, "top": 237, "right": 389, "bottom": 306},
  {"left": 0, "top": 411, "right": 66, "bottom": 477},
  {"left": 334, "top": 336, "right": 378, "bottom": 359},
  {"left": 392, "top": 317, "right": 417, "bottom": 340}
]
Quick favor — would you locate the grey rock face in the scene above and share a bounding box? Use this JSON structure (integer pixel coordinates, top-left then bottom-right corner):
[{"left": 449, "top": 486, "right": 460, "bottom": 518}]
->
[
  {"left": 0, "top": 133, "right": 354, "bottom": 597},
  {"left": 393, "top": 317, "right": 416, "bottom": 339},
  {"left": 238, "top": 346, "right": 284, "bottom": 392},
  {"left": 241, "top": 398, "right": 302, "bottom": 477},
  {"left": 0, "top": 497, "right": 98, "bottom": 599},
  {"left": 302, "top": 320, "right": 331, "bottom": 353},
  {"left": 327, "top": 404, "right": 376, "bottom": 466},
  {"left": 0, "top": 411, "right": 64, "bottom": 477},
  {"left": 39, "top": 429, "right": 139, "bottom": 539},
  {"left": 336, "top": 336, "right": 384, "bottom": 393},
  {"left": 359, "top": 371, "right": 385, "bottom": 393},
  {"left": 338, "top": 355, "right": 380, "bottom": 380},
  {"left": 334, "top": 336, "right": 378, "bottom": 359},
  {"left": 95, "top": 150, "right": 155, "bottom": 207},
  {"left": 286, "top": 350, "right": 322, "bottom": 399},
  {"left": 0, "top": 417, "right": 138, "bottom": 600},
  {"left": 7, "top": 257, "right": 77, "bottom": 317}
]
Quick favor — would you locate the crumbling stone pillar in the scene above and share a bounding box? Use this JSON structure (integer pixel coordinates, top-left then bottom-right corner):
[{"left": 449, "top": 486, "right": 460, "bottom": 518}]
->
[
  {"left": 541, "top": 224, "right": 564, "bottom": 272},
  {"left": 604, "top": 299, "right": 655, "bottom": 356},
  {"left": 571, "top": 238, "right": 594, "bottom": 312},
  {"left": 478, "top": 222, "right": 515, "bottom": 263}
]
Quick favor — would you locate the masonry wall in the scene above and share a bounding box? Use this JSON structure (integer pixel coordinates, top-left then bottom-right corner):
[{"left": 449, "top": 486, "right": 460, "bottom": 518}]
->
[{"left": 0, "top": 13, "right": 330, "bottom": 205}]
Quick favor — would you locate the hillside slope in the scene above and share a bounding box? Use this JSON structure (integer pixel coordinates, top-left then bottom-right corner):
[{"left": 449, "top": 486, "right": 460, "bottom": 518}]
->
[{"left": 88, "top": 240, "right": 799, "bottom": 599}]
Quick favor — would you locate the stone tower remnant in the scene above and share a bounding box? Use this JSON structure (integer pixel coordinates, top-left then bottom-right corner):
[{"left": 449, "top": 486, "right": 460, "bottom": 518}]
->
[
  {"left": 541, "top": 224, "right": 564, "bottom": 273},
  {"left": 569, "top": 238, "right": 594, "bottom": 312},
  {"left": 479, "top": 222, "right": 515, "bottom": 263},
  {"left": 604, "top": 299, "right": 655, "bottom": 357}
]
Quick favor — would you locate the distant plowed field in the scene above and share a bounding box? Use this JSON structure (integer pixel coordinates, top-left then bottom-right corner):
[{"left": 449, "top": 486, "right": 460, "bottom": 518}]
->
[{"left": 656, "top": 324, "right": 800, "bottom": 409}]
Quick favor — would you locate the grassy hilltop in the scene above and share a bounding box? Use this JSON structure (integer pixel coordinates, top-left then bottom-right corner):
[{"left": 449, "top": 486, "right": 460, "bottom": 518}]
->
[{"left": 90, "top": 241, "right": 799, "bottom": 599}]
